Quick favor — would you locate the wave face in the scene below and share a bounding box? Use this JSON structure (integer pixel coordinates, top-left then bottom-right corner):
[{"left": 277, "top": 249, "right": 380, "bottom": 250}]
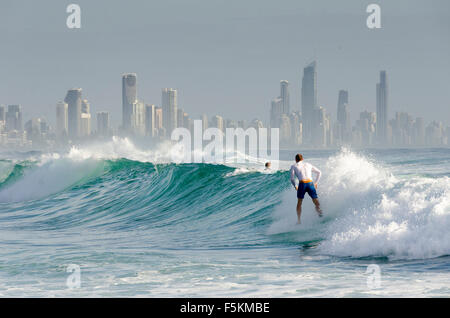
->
[
  {"left": 0, "top": 138, "right": 287, "bottom": 251},
  {"left": 0, "top": 139, "right": 449, "bottom": 261}
]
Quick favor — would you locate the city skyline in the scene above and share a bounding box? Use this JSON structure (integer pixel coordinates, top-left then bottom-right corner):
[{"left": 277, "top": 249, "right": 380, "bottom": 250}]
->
[
  {"left": 1, "top": 61, "right": 449, "bottom": 149},
  {"left": 0, "top": 1, "right": 449, "bottom": 128}
]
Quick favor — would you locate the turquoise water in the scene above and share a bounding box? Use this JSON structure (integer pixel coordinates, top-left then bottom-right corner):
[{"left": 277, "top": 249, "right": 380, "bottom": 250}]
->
[{"left": 0, "top": 139, "right": 449, "bottom": 297}]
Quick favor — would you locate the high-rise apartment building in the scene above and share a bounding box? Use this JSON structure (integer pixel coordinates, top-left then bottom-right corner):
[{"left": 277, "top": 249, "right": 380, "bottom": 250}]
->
[
  {"left": 56, "top": 101, "right": 68, "bottom": 137},
  {"left": 211, "top": 115, "right": 224, "bottom": 132},
  {"left": 132, "top": 101, "right": 145, "bottom": 136},
  {"left": 145, "top": 104, "right": 155, "bottom": 137},
  {"left": 376, "top": 71, "right": 388, "bottom": 145},
  {"left": 301, "top": 61, "right": 317, "bottom": 144},
  {"left": 5, "top": 104, "right": 23, "bottom": 132},
  {"left": 97, "top": 111, "right": 110, "bottom": 137},
  {"left": 280, "top": 80, "right": 290, "bottom": 114},
  {"left": 162, "top": 88, "right": 177, "bottom": 136},
  {"left": 270, "top": 97, "right": 282, "bottom": 128},
  {"left": 0, "top": 105, "right": 5, "bottom": 122},
  {"left": 155, "top": 106, "right": 164, "bottom": 136},
  {"left": 65, "top": 88, "right": 82, "bottom": 138},
  {"left": 80, "top": 99, "right": 91, "bottom": 137},
  {"left": 337, "top": 90, "right": 350, "bottom": 143},
  {"left": 122, "top": 73, "right": 137, "bottom": 131}
]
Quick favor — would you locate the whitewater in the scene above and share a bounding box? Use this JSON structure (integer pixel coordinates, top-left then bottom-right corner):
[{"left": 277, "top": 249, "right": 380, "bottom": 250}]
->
[{"left": 0, "top": 137, "right": 449, "bottom": 297}]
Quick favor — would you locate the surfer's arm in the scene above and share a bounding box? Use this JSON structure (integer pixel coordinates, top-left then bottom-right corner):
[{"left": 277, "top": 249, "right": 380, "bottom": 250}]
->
[
  {"left": 290, "top": 166, "right": 297, "bottom": 188},
  {"left": 311, "top": 165, "right": 322, "bottom": 184}
]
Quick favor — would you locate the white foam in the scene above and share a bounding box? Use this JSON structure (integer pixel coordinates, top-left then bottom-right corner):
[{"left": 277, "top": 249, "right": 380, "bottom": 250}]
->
[
  {"left": 65, "top": 136, "right": 176, "bottom": 163},
  {"left": 270, "top": 148, "right": 450, "bottom": 260},
  {"left": 320, "top": 176, "right": 450, "bottom": 259}
]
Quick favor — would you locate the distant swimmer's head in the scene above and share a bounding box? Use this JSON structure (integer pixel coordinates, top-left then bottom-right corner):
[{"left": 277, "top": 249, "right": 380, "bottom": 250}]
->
[
  {"left": 265, "top": 162, "right": 271, "bottom": 169},
  {"left": 295, "top": 154, "right": 303, "bottom": 162}
]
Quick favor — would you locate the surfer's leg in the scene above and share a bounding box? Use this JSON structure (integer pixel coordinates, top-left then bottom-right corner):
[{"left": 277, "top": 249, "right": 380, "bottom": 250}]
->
[
  {"left": 312, "top": 198, "right": 323, "bottom": 217},
  {"left": 307, "top": 182, "right": 322, "bottom": 217},
  {"left": 296, "top": 199, "right": 303, "bottom": 224}
]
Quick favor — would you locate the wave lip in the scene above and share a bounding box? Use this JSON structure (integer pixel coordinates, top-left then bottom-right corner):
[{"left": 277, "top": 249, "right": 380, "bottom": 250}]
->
[
  {"left": 0, "top": 158, "right": 104, "bottom": 203},
  {"left": 0, "top": 136, "right": 288, "bottom": 203},
  {"left": 0, "top": 137, "right": 183, "bottom": 203}
]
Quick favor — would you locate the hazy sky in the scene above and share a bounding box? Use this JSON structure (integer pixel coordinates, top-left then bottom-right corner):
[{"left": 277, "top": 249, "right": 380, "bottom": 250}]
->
[{"left": 0, "top": 0, "right": 449, "bottom": 127}]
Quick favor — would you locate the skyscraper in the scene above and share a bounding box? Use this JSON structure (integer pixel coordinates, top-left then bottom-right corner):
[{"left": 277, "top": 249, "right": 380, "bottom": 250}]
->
[
  {"left": 0, "top": 105, "right": 5, "bottom": 122},
  {"left": 162, "top": 88, "right": 177, "bottom": 136},
  {"left": 279, "top": 114, "right": 291, "bottom": 142},
  {"left": 25, "top": 117, "right": 47, "bottom": 144},
  {"left": 65, "top": 88, "right": 82, "bottom": 138},
  {"left": 337, "top": 90, "right": 350, "bottom": 143},
  {"left": 301, "top": 61, "right": 317, "bottom": 144},
  {"left": 56, "top": 101, "right": 68, "bottom": 137},
  {"left": 280, "top": 80, "right": 290, "bottom": 114},
  {"left": 0, "top": 105, "right": 4, "bottom": 134},
  {"left": 122, "top": 73, "right": 137, "bottom": 131},
  {"left": 177, "top": 108, "right": 185, "bottom": 128},
  {"left": 176, "top": 108, "right": 189, "bottom": 130},
  {"left": 211, "top": 115, "right": 224, "bottom": 132},
  {"left": 155, "top": 107, "right": 163, "bottom": 130},
  {"left": 270, "top": 97, "right": 282, "bottom": 128},
  {"left": 201, "top": 114, "right": 208, "bottom": 131},
  {"left": 376, "top": 70, "right": 388, "bottom": 145},
  {"left": 413, "top": 117, "right": 425, "bottom": 145},
  {"left": 80, "top": 99, "right": 91, "bottom": 137},
  {"left": 132, "top": 101, "right": 146, "bottom": 136},
  {"left": 183, "top": 113, "right": 191, "bottom": 132},
  {"left": 356, "top": 111, "right": 376, "bottom": 145},
  {"left": 392, "top": 112, "right": 413, "bottom": 146},
  {"left": 312, "top": 106, "right": 327, "bottom": 147},
  {"left": 425, "top": 121, "right": 444, "bottom": 146},
  {"left": 81, "top": 99, "right": 90, "bottom": 114},
  {"left": 289, "top": 111, "right": 302, "bottom": 145},
  {"left": 97, "top": 112, "right": 110, "bottom": 137},
  {"left": 145, "top": 104, "right": 155, "bottom": 137},
  {"left": 5, "top": 105, "right": 23, "bottom": 132}
]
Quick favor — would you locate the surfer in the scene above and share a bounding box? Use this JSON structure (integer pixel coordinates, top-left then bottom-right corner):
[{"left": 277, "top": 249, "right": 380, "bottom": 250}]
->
[
  {"left": 290, "top": 154, "right": 323, "bottom": 224},
  {"left": 265, "top": 162, "right": 271, "bottom": 170}
]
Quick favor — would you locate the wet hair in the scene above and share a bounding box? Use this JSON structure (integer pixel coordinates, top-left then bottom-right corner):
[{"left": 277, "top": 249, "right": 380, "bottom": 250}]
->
[
  {"left": 295, "top": 154, "right": 303, "bottom": 162},
  {"left": 265, "top": 162, "right": 271, "bottom": 168}
]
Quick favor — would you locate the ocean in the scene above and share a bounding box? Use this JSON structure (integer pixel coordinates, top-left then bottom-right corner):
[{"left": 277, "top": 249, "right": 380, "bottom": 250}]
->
[{"left": 0, "top": 137, "right": 449, "bottom": 297}]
